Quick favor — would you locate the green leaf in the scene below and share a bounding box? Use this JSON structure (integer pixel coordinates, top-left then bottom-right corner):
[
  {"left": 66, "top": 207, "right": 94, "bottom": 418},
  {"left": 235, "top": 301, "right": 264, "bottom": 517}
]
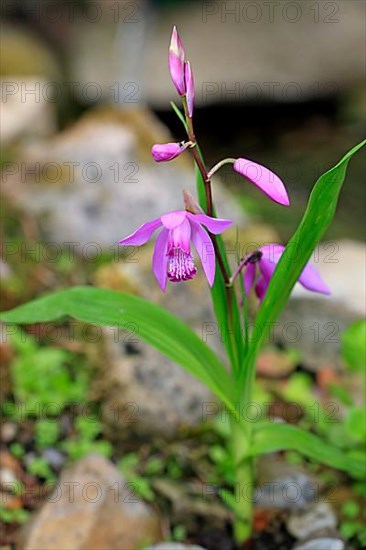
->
[
  {"left": 1, "top": 286, "right": 235, "bottom": 414},
  {"left": 170, "top": 101, "right": 187, "bottom": 131},
  {"left": 243, "top": 140, "right": 366, "bottom": 386},
  {"left": 344, "top": 408, "right": 366, "bottom": 443},
  {"left": 249, "top": 422, "right": 365, "bottom": 479}
]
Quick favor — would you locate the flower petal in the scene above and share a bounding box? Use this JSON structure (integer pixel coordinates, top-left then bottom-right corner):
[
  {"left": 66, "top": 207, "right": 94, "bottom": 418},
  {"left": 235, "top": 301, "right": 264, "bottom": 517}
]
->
[
  {"left": 234, "top": 158, "right": 290, "bottom": 206},
  {"left": 258, "top": 257, "right": 277, "bottom": 281},
  {"left": 185, "top": 61, "right": 194, "bottom": 117},
  {"left": 298, "top": 263, "right": 331, "bottom": 295},
  {"left": 169, "top": 26, "right": 186, "bottom": 95},
  {"left": 190, "top": 220, "right": 216, "bottom": 286},
  {"left": 261, "top": 243, "right": 331, "bottom": 295},
  {"left": 168, "top": 217, "right": 191, "bottom": 254},
  {"left": 255, "top": 276, "right": 269, "bottom": 301},
  {"left": 187, "top": 212, "right": 233, "bottom": 234},
  {"left": 119, "top": 218, "right": 162, "bottom": 246},
  {"left": 151, "top": 142, "right": 188, "bottom": 163},
  {"left": 152, "top": 228, "right": 169, "bottom": 292},
  {"left": 260, "top": 244, "right": 285, "bottom": 261},
  {"left": 161, "top": 210, "right": 187, "bottom": 229},
  {"left": 244, "top": 262, "right": 256, "bottom": 295}
]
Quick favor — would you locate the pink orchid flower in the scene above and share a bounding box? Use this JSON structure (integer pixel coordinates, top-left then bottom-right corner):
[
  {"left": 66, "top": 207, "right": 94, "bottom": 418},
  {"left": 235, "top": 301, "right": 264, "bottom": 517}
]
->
[
  {"left": 151, "top": 141, "right": 189, "bottom": 162},
  {"left": 119, "top": 211, "right": 232, "bottom": 291},
  {"left": 244, "top": 244, "right": 331, "bottom": 301},
  {"left": 234, "top": 158, "right": 290, "bottom": 206}
]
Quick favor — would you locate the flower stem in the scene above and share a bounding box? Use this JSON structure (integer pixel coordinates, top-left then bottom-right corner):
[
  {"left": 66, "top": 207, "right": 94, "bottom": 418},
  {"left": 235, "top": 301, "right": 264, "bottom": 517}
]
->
[
  {"left": 230, "top": 250, "right": 263, "bottom": 286},
  {"left": 207, "top": 158, "right": 236, "bottom": 180},
  {"left": 182, "top": 97, "right": 229, "bottom": 283}
]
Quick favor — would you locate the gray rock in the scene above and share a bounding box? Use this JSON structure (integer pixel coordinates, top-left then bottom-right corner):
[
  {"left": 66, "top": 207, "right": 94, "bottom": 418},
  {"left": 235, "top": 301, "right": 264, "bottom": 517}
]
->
[
  {"left": 68, "top": 2, "right": 365, "bottom": 106},
  {"left": 291, "top": 240, "right": 365, "bottom": 318},
  {"left": 256, "top": 460, "right": 317, "bottom": 509},
  {"left": 6, "top": 110, "right": 246, "bottom": 251},
  {"left": 0, "top": 259, "right": 13, "bottom": 281},
  {"left": 1, "top": 422, "right": 17, "bottom": 443},
  {"left": 0, "top": 467, "right": 17, "bottom": 486},
  {"left": 292, "top": 535, "right": 345, "bottom": 550},
  {"left": 41, "top": 448, "right": 66, "bottom": 472},
  {"left": 1, "top": 78, "right": 56, "bottom": 145},
  {"left": 287, "top": 502, "right": 337, "bottom": 539},
  {"left": 20, "top": 454, "right": 162, "bottom": 550},
  {"left": 101, "top": 331, "right": 213, "bottom": 438}
]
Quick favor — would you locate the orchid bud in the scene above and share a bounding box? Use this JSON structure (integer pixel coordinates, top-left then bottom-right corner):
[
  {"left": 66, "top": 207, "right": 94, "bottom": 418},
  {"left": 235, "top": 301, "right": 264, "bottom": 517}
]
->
[
  {"left": 233, "top": 158, "right": 290, "bottom": 206},
  {"left": 151, "top": 142, "right": 189, "bottom": 163},
  {"left": 185, "top": 61, "right": 194, "bottom": 118},
  {"left": 169, "top": 26, "right": 186, "bottom": 96}
]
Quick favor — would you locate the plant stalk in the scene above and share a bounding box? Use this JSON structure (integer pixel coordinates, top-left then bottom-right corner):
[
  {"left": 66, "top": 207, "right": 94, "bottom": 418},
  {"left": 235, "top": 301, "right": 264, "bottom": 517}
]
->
[{"left": 231, "top": 418, "right": 254, "bottom": 543}]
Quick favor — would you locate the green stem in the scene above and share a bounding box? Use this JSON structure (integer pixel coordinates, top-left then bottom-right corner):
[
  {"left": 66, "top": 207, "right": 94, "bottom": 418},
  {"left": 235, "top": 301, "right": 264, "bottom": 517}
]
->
[
  {"left": 181, "top": 96, "right": 241, "bottom": 374},
  {"left": 181, "top": 96, "right": 253, "bottom": 541},
  {"left": 231, "top": 419, "right": 253, "bottom": 543}
]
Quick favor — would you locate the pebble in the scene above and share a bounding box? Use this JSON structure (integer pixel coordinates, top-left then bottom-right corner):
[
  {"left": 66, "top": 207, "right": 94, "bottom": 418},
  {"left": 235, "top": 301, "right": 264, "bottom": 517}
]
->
[
  {"left": 287, "top": 502, "right": 337, "bottom": 539},
  {"left": 293, "top": 536, "right": 345, "bottom": 550}
]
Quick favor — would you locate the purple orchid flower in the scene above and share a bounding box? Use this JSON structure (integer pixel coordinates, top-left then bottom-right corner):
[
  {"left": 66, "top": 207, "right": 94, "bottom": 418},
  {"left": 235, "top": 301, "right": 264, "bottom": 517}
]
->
[
  {"left": 234, "top": 158, "right": 290, "bottom": 206},
  {"left": 169, "top": 26, "right": 186, "bottom": 96},
  {"left": 151, "top": 142, "right": 190, "bottom": 162},
  {"left": 244, "top": 244, "right": 331, "bottom": 301},
  {"left": 119, "top": 211, "right": 232, "bottom": 291}
]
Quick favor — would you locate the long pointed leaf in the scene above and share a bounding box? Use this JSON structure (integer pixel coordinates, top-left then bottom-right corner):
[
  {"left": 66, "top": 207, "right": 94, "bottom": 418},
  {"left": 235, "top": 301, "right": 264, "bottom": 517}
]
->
[
  {"left": 1, "top": 286, "right": 236, "bottom": 412},
  {"left": 249, "top": 422, "right": 365, "bottom": 479}
]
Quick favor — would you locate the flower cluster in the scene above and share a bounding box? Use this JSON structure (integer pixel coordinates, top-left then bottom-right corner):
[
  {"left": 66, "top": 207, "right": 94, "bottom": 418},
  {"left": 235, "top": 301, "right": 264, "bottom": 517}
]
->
[{"left": 119, "top": 26, "right": 329, "bottom": 300}]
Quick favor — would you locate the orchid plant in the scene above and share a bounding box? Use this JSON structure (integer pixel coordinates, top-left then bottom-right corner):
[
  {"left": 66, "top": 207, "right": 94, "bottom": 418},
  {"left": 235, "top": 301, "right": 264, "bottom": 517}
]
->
[{"left": 1, "top": 26, "right": 365, "bottom": 545}]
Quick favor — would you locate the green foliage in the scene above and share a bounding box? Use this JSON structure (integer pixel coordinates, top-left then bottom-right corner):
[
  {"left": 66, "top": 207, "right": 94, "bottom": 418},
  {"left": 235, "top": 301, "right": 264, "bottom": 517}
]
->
[
  {"left": 26, "top": 456, "right": 56, "bottom": 482},
  {"left": 209, "top": 445, "right": 234, "bottom": 485},
  {"left": 9, "top": 442, "right": 25, "bottom": 458},
  {"left": 61, "top": 415, "right": 112, "bottom": 461},
  {"left": 171, "top": 525, "right": 187, "bottom": 542},
  {"left": 250, "top": 422, "right": 365, "bottom": 479},
  {"left": 280, "top": 372, "right": 314, "bottom": 407},
  {"left": 117, "top": 454, "right": 155, "bottom": 502},
  {"left": 7, "top": 328, "right": 89, "bottom": 417},
  {"left": 35, "top": 419, "right": 60, "bottom": 449},
  {"left": 0, "top": 506, "right": 29, "bottom": 525},
  {"left": 344, "top": 408, "right": 366, "bottom": 444},
  {"left": 340, "top": 500, "right": 366, "bottom": 546},
  {"left": 341, "top": 320, "right": 366, "bottom": 372}
]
